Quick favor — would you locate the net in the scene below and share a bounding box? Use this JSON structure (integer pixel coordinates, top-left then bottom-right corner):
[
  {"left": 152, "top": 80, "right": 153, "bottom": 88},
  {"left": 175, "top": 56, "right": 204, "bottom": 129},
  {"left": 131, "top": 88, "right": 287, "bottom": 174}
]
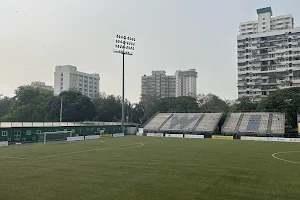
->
[{"left": 37, "top": 131, "right": 72, "bottom": 145}]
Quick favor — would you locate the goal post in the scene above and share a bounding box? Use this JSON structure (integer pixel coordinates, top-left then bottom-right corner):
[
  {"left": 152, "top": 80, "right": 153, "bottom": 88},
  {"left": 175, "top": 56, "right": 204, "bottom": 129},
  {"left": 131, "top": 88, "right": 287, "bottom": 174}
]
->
[{"left": 37, "top": 131, "right": 72, "bottom": 145}]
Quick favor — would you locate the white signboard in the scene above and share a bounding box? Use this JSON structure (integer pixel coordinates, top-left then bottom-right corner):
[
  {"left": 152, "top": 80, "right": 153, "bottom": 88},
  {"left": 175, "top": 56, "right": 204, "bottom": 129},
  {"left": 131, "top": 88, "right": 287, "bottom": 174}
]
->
[
  {"left": 165, "top": 134, "right": 184, "bottom": 138},
  {"left": 184, "top": 134, "right": 204, "bottom": 139},
  {"left": 113, "top": 133, "right": 125, "bottom": 138},
  {"left": 264, "top": 137, "right": 289, "bottom": 142},
  {"left": 0, "top": 141, "right": 8, "bottom": 147},
  {"left": 240, "top": 136, "right": 300, "bottom": 143},
  {"left": 138, "top": 128, "right": 144, "bottom": 134},
  {"left": 66, "top": 136, "right": 85, "bottom": 142},
  {"left": 136, "top": 132, "right": 143, "bottom": 136},
  {"left": 241, "top": 136, "right": 265, "bottom": 141},
  {"left": 85, "top": 135, "right": 100, "bottom": 140},
  {"left": 288, "top": 138, "right": 300, "bottom": 142},
  {"left": 147, "top": 133, "right": 164, "bottom": 137}
]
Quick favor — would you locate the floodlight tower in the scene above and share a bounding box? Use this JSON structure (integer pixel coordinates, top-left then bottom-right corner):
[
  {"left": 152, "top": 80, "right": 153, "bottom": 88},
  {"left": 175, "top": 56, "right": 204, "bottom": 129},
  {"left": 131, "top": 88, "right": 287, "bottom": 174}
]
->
[{"left": 113, "top": 34, "right": 136, "bottom": 134}]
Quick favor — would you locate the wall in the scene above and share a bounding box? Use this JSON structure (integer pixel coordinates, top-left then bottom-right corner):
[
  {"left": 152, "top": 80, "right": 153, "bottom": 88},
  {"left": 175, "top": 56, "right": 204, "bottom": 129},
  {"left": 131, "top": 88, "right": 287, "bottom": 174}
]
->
[{"left": 0, "top": 124, "right": 130, "bottom": 143}]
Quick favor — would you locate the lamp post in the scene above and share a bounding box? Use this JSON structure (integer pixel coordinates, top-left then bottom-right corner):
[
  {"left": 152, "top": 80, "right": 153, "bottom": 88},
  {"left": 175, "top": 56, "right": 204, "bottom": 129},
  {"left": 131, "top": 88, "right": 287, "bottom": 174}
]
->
[{"left": 113, "top": 34, "right": 136, "bottom": 134}]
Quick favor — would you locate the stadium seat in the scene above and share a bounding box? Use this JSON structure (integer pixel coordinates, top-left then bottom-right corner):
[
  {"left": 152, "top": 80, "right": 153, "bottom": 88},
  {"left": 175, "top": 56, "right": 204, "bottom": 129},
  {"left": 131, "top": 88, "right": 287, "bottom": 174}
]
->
[
  {"left": 222, "top": 112, "right": 285, "bottom": 135},
  {"left": 194, "top": 113, "right": 222, "bottom": 133},
  {"left": 270, "top": 113, "right": 285, "bottom": 134},
  {"left": 222, "top": 113, "right": 241, "bottom": 133},
  {"left": 143, "top": 113, "right": 172, "bottom": 131},
  {"left": 160, "top": 113, "right": 202, "bottom": 132}
]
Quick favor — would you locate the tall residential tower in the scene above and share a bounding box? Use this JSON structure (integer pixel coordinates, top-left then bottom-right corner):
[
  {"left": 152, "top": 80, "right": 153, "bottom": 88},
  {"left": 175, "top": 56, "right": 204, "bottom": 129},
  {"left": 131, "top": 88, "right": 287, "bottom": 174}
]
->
[
  {"left": 141, "top": 71, "right": 176, "bottom": 99},
  {"left": 237, "top": 7, "right": 300, "bottom": 101},
  {"left": 175, "top": 69, "right": 197, "bottom": 97}
]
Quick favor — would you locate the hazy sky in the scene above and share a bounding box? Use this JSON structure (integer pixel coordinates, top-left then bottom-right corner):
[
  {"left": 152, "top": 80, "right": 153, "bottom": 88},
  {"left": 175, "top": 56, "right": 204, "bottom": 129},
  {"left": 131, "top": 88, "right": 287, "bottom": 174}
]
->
[{"left": 1, "top": 0, "right": 300, "bottom": 103}]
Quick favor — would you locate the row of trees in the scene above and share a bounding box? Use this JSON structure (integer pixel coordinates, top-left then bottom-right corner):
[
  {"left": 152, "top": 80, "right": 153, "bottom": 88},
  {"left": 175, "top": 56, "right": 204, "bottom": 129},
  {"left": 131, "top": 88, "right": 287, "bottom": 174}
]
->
[{"left": 1, "top": 86, "right": 299, "bottom": 128}]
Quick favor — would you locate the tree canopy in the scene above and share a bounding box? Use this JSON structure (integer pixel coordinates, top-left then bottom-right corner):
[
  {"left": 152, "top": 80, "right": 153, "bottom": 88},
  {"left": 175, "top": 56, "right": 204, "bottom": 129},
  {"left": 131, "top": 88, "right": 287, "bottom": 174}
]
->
[
  {"left": 45, "top": 90, "right": 96, "bottom": 122},
  {"left": 4, "top": 86, "right": 53, "bottom": 121},
  {"left": 198, "top": 94, "right": 230, "bottom": 113},
  {"left": 2, "top": 85, "right": 300, "bottom": 129},
  {"left": 260, "top": 87, "right": 300, "bottom": 128},
  {"left": 231, "top": 97, "right": 258, "bottom": 112},
  {"left": 0, "top": 96, "right": 15, "bottom": 121}
]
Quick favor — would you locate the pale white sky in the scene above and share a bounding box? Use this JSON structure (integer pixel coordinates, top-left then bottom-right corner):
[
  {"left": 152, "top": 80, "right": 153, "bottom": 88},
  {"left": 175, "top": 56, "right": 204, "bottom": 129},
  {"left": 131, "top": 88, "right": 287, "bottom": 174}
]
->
[{"left": 1, "top": 0, "right": 300, "bottom": 103}]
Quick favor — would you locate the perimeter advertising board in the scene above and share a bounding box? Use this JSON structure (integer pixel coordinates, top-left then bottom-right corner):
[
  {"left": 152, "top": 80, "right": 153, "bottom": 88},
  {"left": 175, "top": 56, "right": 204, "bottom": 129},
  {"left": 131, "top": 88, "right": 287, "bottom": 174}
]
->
[
  {"left": 147, "top": 133, "right": 164, "bottom": 137},
  {"left": 85, "top": 135, "right": 100, "bottom": 140},
  {"left": 0, "top": 141, "right": 8, "bottom": 147},
  {"left": 165, "top": 134, "right": 184, "bottom": 138},
  {"left": 212, "top": 135, "right": 233, "bottom": 140},
  {"left": 184, "top": 134, "right": 204, "bottom": 139},
  {"left": 113, "top": 133, "right": 125, "bottom": 138},
  {"left": 66, "top": 136, "right": 85, "bottom": 142}
]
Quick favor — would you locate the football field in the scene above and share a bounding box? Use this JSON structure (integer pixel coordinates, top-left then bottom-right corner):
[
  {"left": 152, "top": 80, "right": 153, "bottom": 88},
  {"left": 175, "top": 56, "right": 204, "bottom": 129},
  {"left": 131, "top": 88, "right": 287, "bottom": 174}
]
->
[{"left": 0, "top": 136, "right": 300, "bottom": 200}]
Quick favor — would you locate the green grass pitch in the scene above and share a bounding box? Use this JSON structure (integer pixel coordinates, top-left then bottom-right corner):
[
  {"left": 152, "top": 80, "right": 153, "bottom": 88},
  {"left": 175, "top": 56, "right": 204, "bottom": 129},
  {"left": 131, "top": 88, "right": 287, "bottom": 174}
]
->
[{"left": 1, "top": 136, "right": 300, "bottom": 200}]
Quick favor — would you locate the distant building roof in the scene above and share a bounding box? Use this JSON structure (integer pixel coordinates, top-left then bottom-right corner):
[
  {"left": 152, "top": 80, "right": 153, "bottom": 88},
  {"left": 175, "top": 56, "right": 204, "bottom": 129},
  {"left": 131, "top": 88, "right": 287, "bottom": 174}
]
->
[{"left": 257, "top": 7, "right": 272, "bottom": 15}]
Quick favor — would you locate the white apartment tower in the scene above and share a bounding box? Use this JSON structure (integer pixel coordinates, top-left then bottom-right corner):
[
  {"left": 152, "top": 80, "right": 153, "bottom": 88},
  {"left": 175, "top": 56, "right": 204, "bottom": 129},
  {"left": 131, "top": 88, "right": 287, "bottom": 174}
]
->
[
  {"left": 54, "top": 65, "right": 100, "bottom": 98},
  {"left": 141, "top": 71, "right": 176, "bottom": 99},
  {"left": 238, "top": 7, "right": 300, "bottom": 101},
  {"left": 175, "top": 69, "right": 197, "bottom": 97}
]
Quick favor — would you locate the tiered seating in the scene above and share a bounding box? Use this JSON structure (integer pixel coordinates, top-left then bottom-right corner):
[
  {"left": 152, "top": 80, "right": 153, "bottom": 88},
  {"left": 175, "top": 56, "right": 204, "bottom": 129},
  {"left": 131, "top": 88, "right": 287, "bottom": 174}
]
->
[
  {"left": 143, "top": 113, "right": 171, "bottom": 131},
  {"left": 222, "top": 113, "right": 241, "bottom": 133},
  {"left": 238, "top": 114, "right": 251, "bottom": 133},
  {"left": 271, "top": 113, "right": 285, "bottom": 134},
  {"left": 194, "top": 113, "right": 222, "bottom": 133},
  {"left": 240, "top": 113, "right": 269, "bottom": 133},
  {"left": 258, "top": 113, "right": 269, "bottom": 133},
  {"left": 160, "top": 113, "right": 202, "bottom": 132},
  {"left": 221, "top": 112, "right": 285, "bottom": 134}
]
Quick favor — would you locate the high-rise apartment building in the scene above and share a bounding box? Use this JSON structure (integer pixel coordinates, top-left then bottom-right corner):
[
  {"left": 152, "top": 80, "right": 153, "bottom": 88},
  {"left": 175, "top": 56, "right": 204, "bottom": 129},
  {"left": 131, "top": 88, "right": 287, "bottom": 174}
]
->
[
  {"left": 175, "top": 69, "right": 197, "bottom": 97},
  {"left": 238, "top": 7, "right": 300, "bottom": 101},
  {"left": 141, "top": 71, "right": 176, "bottom": 99},
  {"left": 30, "top": 81, "right": 54, "bottom": 92},
  {"left": 54, "top": 65, "right": 100, "bottom": 98}
]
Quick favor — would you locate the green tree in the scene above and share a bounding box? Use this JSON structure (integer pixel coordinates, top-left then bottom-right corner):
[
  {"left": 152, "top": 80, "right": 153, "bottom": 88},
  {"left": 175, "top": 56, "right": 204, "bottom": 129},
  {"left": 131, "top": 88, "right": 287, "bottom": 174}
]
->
[
  {"left": 198, "top": 94, "right": 230, "bottom": 113},
  {"left": 93, "top": 93, "right": 123, "bottom": 122},
  {"left": 0, "top": 96, "right": 15, "bottom": 121},
  {"left": 259, "top": 87, "right": 300, "bottom": 128},
  {"left": 231, "top": 97, "right": 258, "bottom": 112},
  {"left": 129, "top": 103, "right": 144, "bottom": 124},
  {"left": 45, "top": 90, "right": 96, "bottom": 122},
  {"left": 4, "top": 86, "right": 53, "bottom": 121}
]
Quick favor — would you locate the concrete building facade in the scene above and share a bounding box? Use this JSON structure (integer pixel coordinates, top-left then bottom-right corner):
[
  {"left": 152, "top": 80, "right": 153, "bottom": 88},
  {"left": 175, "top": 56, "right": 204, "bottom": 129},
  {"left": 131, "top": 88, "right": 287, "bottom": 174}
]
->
[
  {"left": 54, "top": 65, "right": 100, "bottom": 98},
  {"left": 175, "top": 69, "right": 197, "bottom": 97},
  {"left": 237, "top": 7, "right": 300, "bottom": 101},
  {"left": 141, "top": 71, "right": 176, "bottom": 99},
  {"left": 30, "top": 81, "right": 54, "bottom": 92}
]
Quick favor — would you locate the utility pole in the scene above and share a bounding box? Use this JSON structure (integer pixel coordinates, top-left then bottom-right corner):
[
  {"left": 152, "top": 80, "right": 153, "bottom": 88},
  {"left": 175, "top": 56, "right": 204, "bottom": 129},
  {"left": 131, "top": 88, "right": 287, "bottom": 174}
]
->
[{"left": 60, "top": 97, "right": 63, "bottom": 122}]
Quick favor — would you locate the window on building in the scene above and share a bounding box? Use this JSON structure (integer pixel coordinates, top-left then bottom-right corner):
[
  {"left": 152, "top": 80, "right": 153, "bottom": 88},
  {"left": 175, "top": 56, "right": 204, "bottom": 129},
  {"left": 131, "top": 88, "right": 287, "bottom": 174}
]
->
[
  {"left": 26, "top": 130, "right": 31, "bottom": 135},
  {"left": 61, "top": 87, "right": 63, "bottom": 91},
  {"left": 61, "top": 73, "right": 63, "bottom": 77},
  {"left": 2, "top": 131, "right": 8, "bottom": 136}
]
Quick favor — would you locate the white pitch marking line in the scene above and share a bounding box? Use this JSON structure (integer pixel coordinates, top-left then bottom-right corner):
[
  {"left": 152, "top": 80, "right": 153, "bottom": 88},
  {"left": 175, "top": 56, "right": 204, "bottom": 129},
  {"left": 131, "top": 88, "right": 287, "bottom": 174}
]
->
[
  {"left": 272, "top": 151, "right": 300, "bottom": 164},
  {"left": 0, "top": 143, "right": 144, "bottom": 160}
]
